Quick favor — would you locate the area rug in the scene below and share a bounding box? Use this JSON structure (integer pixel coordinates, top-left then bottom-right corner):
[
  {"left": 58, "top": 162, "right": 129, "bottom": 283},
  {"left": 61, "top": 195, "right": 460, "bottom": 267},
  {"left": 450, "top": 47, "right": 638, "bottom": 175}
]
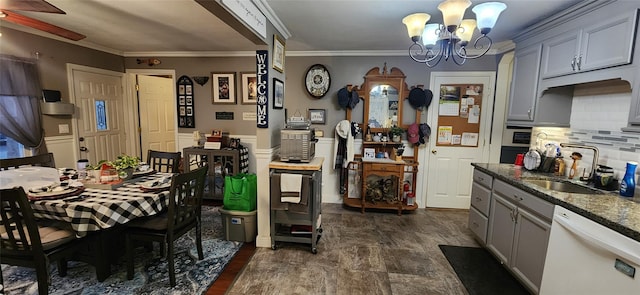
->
[
  {"left": 439, "top": 245, "right": 530, "bottom": 295},
  {"left": 1, "top": 206, "right": 243, "bottom": 295}
]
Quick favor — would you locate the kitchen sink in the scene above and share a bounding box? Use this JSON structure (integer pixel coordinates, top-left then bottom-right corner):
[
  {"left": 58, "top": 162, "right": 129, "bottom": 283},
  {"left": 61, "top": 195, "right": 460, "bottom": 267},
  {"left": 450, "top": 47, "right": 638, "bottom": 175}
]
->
[{"left": 523, "top": 179, "right": 604, "bottom": 194}]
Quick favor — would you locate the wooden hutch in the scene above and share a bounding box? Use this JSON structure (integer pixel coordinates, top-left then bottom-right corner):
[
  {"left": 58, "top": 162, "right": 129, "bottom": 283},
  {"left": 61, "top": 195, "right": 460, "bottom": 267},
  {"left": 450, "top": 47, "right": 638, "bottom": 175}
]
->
[{"left": 344, "top": 64, "right": 423, "bottom": 215}]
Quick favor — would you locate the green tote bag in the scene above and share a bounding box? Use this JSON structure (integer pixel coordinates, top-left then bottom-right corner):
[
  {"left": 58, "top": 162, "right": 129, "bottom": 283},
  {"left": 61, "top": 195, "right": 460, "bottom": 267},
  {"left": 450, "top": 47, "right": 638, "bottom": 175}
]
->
[{"left": 223, "top": 173, "right": 257, "bottom": 212}]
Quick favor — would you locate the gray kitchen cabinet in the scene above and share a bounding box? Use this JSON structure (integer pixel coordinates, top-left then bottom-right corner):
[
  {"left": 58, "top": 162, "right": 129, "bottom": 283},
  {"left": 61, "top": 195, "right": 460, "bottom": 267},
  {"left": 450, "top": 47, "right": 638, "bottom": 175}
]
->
[
  {"left": 506, "top": 45, "right": 541, "bottom": 124},
  {"left": 486, "top": 193, "right": 517, "bottom": 264},
  {"left": 486, "top": 179, "right": 553, "bottom": 294},
  {"left": 624, "top": 65, "right": 640, "bottom": 130},
  {"left": 468, "top": 170, "right": 492, "bottom": 244},
  {"left": 540, "top": 11, "right": 637, "bottom": 80},
  {"left": 506, "top": 44, "right": 573, "bottom": 127},
  {"left": 511, "top": 205, "right": 551, "bottom": 294}
]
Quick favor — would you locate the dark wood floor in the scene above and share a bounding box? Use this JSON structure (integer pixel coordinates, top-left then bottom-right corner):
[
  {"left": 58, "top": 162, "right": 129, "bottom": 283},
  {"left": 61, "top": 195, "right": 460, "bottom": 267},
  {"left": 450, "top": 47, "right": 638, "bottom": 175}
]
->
[
  {"left": 205, "top": 241, "right": 256, "bottom": 295},
  {"left": 202, "top": 199, "right": 256, "bottom": 294}
]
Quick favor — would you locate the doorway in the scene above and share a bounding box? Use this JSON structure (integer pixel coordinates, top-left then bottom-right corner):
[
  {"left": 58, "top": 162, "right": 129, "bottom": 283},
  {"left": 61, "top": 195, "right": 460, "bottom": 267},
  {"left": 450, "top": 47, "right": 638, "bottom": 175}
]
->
[
  {"left": 420, "top": 72, "right": 496, "bottom": 209},
  {"left": 68, "top": 64, "right": 127, "bottom": 165},
  {"left": 125, "top": 69, "right": 177, "bottom": 161}
]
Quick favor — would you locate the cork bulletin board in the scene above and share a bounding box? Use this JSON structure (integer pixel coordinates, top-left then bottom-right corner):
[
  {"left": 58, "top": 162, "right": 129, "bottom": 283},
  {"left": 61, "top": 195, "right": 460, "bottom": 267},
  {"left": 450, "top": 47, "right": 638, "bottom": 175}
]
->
[{"left": 436, "top": 84, "right": 482, "bottom": 147}]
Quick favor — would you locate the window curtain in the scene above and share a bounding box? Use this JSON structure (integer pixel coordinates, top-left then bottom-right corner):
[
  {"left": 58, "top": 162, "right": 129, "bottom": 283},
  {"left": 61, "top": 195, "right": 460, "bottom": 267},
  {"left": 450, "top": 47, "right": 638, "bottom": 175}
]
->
[{"left": 0, "top": 54, "right": 47, "bottom": 155}]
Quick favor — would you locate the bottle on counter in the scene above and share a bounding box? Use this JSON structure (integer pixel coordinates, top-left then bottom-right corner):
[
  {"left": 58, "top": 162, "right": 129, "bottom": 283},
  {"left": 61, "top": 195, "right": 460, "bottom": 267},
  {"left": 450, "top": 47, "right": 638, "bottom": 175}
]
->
[
  {"left": 620, "top": 161, "right": 637, "bottom": 197},
  {"left": 554, "top": 156, "right": 565, "bottom": 176}
]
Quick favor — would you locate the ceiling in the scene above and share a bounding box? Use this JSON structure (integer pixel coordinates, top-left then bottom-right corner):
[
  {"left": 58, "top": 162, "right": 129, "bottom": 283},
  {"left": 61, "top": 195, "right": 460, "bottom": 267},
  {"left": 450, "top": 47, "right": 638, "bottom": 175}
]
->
[{"left": 0, "top": 0, "right": 584, "bottom": 55}]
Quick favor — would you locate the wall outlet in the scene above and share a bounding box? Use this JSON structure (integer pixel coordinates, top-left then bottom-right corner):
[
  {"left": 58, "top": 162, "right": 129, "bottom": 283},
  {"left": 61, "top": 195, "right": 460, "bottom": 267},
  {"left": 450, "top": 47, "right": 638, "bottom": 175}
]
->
[{"left": 59, "top": 124, "right": 70, "bottom": 134}]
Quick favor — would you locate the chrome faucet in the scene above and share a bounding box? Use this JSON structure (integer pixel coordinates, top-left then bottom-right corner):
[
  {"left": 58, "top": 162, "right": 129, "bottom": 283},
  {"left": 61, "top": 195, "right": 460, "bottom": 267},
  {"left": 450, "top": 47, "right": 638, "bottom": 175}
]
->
[{"left": 559, "top": 143, "right": 599, "bottom": 181}]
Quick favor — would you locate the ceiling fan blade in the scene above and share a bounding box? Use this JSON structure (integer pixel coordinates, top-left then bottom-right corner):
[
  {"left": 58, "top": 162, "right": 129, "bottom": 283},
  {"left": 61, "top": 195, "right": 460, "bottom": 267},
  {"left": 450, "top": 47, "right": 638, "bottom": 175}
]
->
[
  {"left": 1, "top": 10, "right": 85, "bottom": 41},
  {"left": 0, "top": 0, "right": 64, "bottom": 14}
]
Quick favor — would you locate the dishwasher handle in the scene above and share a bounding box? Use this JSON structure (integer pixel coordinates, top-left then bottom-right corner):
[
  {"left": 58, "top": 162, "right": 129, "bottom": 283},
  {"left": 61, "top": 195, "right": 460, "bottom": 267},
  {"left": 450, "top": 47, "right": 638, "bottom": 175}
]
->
[{"left": 554, "top": 214, "right": 640, "bottom": 266}]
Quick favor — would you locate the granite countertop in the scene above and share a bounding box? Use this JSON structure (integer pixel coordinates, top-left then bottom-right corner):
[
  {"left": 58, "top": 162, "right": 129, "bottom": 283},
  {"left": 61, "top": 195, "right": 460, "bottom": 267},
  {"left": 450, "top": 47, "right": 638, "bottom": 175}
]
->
[{"left": 472, "top": 163, "right": 640, "bottom": 243}]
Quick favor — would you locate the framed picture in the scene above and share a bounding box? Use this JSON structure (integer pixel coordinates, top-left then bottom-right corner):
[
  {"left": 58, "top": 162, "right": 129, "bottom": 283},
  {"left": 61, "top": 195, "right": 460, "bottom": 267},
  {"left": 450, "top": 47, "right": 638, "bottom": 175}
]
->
[
  {"left": 240, "top": 72, "right": 258, "bottom": 104},
  {"left": 308, "top": 108, "right": 326, "bottom": 124},
  {"left": 272, "top": 34, "right": 285, "bottom": 73},
  {"left": 211, "top": 72, "right": 236, "bottom": 104},
  {"left": 179, "top": 96, "right": 186, "bottom": 105},
  {"left": 273, "top": 78, "right": 284, "bottom": 109},
  {"left": 363, "top": 148, "right": 376, "bottom": 160},
  {"left": 186, "top": 96, "right": 192, "bottom": 105}
]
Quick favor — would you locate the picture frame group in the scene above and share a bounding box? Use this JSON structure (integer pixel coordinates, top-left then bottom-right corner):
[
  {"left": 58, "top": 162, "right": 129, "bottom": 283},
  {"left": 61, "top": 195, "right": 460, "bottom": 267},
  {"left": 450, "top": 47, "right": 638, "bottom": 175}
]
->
[{"left": 211, "top": 72, "right": 260, "bottom": 105}]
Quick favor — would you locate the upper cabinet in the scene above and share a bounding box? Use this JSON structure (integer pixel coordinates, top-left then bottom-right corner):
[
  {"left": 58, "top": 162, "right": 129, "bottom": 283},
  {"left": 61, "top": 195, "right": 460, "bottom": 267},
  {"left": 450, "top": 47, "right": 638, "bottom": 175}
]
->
[
  {"left": 508, "top": 1, "right": 640, "bottom": 129},
  {"left": 506, "top": 44, "right": 573, "bottom": 127},
  {"left": 540, "top": 11, "right": 637, "bottom": 79},
  {"left": 507, "top": 45, "right": 542, "bottom": 123}
]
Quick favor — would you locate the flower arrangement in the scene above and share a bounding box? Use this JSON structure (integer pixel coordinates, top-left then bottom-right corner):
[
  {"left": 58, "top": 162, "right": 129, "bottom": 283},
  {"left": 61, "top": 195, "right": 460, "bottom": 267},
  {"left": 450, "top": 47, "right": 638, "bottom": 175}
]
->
[
  {"left": 84, "top": 154, "right": 141, "bottom": 179},
  {"left": 111, "top": 154, "right": 141, "bottom": 171}
]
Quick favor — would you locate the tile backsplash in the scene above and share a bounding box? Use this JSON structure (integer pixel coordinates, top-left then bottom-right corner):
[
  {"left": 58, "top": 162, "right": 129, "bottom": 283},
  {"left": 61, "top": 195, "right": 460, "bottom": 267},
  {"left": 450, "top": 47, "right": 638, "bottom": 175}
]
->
[{"left": 531, "top": 85, "right": 639, "bottom": 196}]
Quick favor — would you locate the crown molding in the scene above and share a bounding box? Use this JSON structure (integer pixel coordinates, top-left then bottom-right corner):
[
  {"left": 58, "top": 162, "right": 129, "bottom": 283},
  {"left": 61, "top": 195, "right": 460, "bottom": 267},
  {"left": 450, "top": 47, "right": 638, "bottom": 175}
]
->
[
  {"left": 122, "top": 51, "right": 257, "bottom": 57},
  {"left": 513, "top": 0, "right": 613, "bottom": 43},
  {"left": 254, "top": 0, "right": 291, "bottom": 39}
]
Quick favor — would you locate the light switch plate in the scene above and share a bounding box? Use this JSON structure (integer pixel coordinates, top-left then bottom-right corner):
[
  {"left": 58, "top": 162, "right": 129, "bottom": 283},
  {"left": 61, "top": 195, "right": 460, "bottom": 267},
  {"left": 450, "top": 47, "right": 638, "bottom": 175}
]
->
[{"left": 59, "top": 124, "right": 70, "bottom": 134}]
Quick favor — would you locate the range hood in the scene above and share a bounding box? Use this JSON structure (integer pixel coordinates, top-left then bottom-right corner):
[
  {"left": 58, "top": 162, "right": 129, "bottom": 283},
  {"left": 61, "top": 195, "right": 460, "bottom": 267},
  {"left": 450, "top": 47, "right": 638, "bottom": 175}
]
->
[{"left": 40, "top": 101, "right": 75, "bottom": 115}]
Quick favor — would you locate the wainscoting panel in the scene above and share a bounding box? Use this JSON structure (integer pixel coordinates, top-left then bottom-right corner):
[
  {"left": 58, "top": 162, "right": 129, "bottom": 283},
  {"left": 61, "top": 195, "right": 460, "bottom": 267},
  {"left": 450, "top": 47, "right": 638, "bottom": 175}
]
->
[{"left": 44, "top": 135, "right": 76, "bottom": 168}]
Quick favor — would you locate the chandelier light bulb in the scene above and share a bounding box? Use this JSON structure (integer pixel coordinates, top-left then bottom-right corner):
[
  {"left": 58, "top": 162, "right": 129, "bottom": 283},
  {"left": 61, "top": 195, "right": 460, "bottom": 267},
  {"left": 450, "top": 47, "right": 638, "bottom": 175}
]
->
[
  {"left": 457, "top": 19, "right": 477, "bottom": 44},
  {"left": 402, "top": 13, "right": 431, "bottom": 42},
  {"left": 472, "top": 2, "right": 507, "bottom": 34},
  {"left": 421, "top": 23, "right": 442, "bottom": 47},
  {"left": 438, "top": 0, "right": 471, "bottom": 32}
]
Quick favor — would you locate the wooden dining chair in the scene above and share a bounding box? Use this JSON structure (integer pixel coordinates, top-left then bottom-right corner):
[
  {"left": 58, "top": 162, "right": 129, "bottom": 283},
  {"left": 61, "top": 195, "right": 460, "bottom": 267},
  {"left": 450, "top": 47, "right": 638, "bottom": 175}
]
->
[
  {"left": 147, "top": 150, "right": 182, "bottom": 173},
  {"left": 0, "top": 187, "right": 83, "bottom": 295},
  {"left": 125, "top": 164, "right": 208, "bottom": 286},
  {"left": 0, "top": 153, "right": 56, "bottom": 170}
]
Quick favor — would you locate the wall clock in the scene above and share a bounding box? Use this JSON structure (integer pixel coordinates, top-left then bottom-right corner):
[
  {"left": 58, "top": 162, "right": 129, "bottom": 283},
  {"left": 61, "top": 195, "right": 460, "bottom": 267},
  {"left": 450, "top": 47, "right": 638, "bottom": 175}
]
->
[{"left": 305, "top": 64, "right": 331, "bottom": 98}]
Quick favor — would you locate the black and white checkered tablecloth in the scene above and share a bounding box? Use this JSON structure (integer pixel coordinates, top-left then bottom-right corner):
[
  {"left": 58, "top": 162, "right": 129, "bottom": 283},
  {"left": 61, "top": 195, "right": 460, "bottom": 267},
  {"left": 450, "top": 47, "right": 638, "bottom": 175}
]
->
[{"left": 30, "top": 173, "right": 173, "bottom": 236}]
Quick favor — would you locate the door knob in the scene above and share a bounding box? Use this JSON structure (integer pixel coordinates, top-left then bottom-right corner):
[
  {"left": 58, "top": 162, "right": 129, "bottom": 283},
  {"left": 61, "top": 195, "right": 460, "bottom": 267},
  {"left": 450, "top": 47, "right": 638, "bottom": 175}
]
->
[
  {"left": 80, "top": 147, "right": 88, "bottom": 152},
  {"left": 431, "top": 150, "right": 437, "bottom": 154}
]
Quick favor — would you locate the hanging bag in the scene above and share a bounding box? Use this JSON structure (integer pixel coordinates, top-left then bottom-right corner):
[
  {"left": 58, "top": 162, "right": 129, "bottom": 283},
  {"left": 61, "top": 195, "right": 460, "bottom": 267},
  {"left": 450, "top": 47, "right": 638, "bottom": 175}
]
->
[{"left": 223, "top": 173, "right": 257, "bottom": 211}]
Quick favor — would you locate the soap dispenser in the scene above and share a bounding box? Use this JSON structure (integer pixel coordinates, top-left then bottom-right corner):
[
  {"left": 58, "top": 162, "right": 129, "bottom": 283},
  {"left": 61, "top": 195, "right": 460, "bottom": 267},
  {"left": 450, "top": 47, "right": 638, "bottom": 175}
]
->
[{"left": 620, "top": 161, "right": 638, "bottom": 197}]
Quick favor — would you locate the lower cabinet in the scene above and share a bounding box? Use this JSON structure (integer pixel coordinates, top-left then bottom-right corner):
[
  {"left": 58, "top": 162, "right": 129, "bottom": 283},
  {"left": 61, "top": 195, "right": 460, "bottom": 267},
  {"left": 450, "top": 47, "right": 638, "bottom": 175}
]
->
[{"left": 486, "top": 179, "right": 553, "bottom": 294}]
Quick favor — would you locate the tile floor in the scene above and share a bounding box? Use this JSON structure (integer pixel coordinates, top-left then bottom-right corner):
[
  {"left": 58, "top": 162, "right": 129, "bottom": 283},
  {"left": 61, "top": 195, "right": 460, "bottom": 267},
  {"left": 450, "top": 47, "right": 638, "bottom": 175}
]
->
[{"left": 226, "top": 203, "right": 481, "bottom": 295}]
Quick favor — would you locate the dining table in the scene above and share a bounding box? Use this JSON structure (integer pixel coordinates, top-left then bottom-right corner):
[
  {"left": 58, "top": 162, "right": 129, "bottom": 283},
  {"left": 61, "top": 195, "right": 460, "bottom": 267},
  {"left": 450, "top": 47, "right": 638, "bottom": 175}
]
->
[
  {"left": 28, "top": 171, "right": 174, "bottom": 281},
  {"left": 31, "top": 172, "right": 173, "bottom": 237}
]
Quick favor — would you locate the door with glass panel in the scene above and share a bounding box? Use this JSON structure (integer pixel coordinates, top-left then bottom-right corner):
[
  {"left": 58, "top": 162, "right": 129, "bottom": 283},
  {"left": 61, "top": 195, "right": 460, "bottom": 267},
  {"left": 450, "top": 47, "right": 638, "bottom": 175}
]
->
[{"left": 72, "top": 68, "right": 126, "bottom": 165}]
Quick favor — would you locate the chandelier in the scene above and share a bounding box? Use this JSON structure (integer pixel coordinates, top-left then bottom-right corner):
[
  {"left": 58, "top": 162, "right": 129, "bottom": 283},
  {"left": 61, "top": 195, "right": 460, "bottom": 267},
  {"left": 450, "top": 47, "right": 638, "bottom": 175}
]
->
[{"left": 402, "top": 0, "right": 506, "bottom": 67}]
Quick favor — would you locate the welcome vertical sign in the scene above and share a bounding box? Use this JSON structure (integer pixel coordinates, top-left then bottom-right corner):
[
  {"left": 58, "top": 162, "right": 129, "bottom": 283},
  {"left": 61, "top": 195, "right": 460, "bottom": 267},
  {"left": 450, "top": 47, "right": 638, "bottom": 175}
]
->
[{"left": 256, "top": 50, "right": 268, "bottom": 128}]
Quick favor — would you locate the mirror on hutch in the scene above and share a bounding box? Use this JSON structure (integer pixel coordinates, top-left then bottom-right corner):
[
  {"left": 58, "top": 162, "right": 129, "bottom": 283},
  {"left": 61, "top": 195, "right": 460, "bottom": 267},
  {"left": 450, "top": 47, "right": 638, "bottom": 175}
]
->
[{"left": 345, "top": 64, "right": 422, "bottom": 215}]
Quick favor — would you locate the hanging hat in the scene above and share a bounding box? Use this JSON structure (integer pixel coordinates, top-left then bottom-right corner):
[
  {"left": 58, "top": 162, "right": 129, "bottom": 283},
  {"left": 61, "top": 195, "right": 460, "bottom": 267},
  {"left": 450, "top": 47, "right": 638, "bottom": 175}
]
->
[
  {"left": 418, "top": 123, "right": 431, "bottom": 144},
  {"left": 348, "top": 89, "right": 360, "bottom": 109},
  {"left": 424, "top": 89, "right": 433, "bottom": 109},
  {"left": 337, "top": 87, "right": 350, "bottom": 109},
  {"left": 408, "top": 123, "right": 420, "bottom": 145},
  {"left": 334, "top": 120, "right": 355, "bottom": 168},
  {"left": 408, "top": 88, "right": 427, "bottom": 110}
]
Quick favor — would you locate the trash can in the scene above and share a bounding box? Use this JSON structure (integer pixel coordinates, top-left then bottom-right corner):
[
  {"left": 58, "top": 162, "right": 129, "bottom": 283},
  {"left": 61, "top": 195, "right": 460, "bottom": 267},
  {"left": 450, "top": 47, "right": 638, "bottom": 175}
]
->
[{"left": 219, "top": 208, "right": 257, "bottom": 242}]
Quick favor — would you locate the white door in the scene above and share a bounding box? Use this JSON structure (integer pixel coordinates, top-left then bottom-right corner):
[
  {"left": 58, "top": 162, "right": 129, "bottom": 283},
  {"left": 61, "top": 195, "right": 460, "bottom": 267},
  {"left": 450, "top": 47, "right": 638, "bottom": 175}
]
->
[
  {"left": 422, "top": 72, "right": 495, "bottom": 208},
  {"left": 137, "top": 75, "right": 176, "bottom": 161},
  {"left": 72, "top": 68, "right": 126, "bottom": 165}
]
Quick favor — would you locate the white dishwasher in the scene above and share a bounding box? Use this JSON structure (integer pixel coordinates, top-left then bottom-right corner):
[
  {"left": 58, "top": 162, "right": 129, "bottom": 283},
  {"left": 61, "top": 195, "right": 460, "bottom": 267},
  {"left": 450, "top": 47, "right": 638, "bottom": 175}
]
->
[{"left": 540, "top": 205, "right": 640, "bottom": 295}]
